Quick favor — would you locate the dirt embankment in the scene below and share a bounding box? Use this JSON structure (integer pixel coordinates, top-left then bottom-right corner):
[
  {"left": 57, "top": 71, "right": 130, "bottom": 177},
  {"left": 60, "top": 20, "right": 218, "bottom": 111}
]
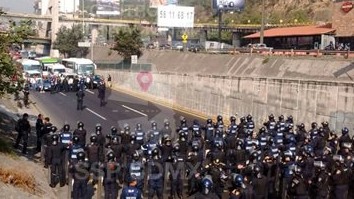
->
[{"left": 0, "top": 95, "right": 57, "bottom": 199}]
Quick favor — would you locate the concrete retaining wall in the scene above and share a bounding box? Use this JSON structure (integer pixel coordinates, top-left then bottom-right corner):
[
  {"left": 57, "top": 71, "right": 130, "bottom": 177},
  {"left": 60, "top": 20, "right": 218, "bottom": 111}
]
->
[{"left": 96, "top": 52, "right": 354, "bottom": 131}]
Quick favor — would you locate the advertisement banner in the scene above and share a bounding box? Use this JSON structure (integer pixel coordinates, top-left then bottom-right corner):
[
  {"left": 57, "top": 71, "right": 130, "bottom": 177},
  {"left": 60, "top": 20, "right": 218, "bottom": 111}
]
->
[
  {"left": 212, "top": 0, "right": 245, "bottom": 11},
  {"left": 157, "top": 5, "right": 194, "bottom": 28},
  {"left": 96, "top": 0, "right": 121, "bottom": 15},
  {"left": 150, "top": 0, "right": 178, "bottom": 8}
]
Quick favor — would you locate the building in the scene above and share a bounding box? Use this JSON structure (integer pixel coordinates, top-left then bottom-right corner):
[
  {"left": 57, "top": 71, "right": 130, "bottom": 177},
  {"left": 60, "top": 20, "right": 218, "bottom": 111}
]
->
[
  {"left": 332, "top": 0, "right": 354, "bottom": 47},
  {"left": 38, "top": 0, "right": 79, "bottom": 15},
  {"left": 243, "top": 25, "right": 336, "bottom": 50}
]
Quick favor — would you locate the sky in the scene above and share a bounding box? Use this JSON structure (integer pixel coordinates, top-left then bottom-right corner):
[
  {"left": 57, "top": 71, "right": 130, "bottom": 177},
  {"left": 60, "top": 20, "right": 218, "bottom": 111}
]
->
[{"left": 0, "top": 0, "right": 35, "bottom": 13}]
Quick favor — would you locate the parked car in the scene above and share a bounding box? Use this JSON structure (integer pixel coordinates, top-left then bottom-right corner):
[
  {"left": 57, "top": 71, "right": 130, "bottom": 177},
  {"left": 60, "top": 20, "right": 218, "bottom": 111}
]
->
[
  {"left": 146, "top": 43, "right": 156, "bottom": 49},
  {"left": 159, "top": 43, "right": 171, "bottom": 50},
  {"left": 246, "top": 43, "right": 273, "bottom": 50},
  {"left": 173, "top": 42, "right": 184, "bottom": 51},
  {"left": 188, "top": 44, "right": 204, "bottom": 52}
]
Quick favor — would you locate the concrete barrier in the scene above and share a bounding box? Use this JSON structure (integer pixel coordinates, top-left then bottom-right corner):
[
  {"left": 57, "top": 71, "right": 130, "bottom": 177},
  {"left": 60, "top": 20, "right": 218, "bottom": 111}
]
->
[{"left": 96, "top": 52, "right": 354, "bottom": 132}]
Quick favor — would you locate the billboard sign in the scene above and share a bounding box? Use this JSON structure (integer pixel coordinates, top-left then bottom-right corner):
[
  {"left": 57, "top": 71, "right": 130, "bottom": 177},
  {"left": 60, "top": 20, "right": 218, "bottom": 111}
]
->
[
  {"left": 157, "top": 5, "right": 194, "bottom": 28},
  {"left": 96, "top": 0, "right": 121, "bottom": 15},
  {"left": 150, "top": 0, "right": 178, "bottom": 8},
  {"left": 212, "top": 0, "right": 245, "bottom": 11}
]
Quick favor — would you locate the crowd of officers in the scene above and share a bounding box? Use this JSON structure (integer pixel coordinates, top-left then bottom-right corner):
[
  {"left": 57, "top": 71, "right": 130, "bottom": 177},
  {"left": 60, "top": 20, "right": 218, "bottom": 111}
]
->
[{"left": 23, "top": 113, "right": 354, "bottom": 199}]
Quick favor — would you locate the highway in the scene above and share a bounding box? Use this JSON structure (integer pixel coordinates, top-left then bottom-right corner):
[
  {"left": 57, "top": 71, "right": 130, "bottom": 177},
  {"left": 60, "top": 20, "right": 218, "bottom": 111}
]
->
[{"left": 31, "top": 87, "right": 205, "bottom": 140}]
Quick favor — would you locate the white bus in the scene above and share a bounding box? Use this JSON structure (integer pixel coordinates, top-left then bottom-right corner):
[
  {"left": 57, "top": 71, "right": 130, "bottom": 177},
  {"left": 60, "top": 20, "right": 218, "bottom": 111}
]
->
[
  {"left": 61, "top": 58, "right": 97, "bottom": 76},
  {"left": 17, "top": 59, "right": 42, "bottom": 72}
]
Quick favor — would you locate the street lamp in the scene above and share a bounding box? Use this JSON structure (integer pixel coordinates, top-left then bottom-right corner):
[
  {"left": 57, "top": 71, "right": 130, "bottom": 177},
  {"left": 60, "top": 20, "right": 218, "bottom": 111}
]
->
[{"left": 259, "top": 0, "right": 265, "bottom": 44}]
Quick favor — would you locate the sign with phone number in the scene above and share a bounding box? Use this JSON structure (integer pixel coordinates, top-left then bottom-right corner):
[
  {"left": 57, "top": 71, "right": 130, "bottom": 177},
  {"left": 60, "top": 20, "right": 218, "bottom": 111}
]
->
[{"left": 157, "top": 5, "right": 195, "bottom": 28}]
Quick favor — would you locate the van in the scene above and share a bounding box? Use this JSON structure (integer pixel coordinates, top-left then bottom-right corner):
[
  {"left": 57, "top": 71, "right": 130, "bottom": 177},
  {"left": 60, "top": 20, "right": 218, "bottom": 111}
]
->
[{"left": 48, "top": 63, "right": 66, "bottom": 76}]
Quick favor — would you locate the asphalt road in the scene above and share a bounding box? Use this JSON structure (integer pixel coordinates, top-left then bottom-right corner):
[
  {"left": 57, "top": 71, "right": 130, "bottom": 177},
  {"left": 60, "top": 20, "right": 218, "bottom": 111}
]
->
[{"left": 30, "top": 87, "right": 206, "bottom": 142}]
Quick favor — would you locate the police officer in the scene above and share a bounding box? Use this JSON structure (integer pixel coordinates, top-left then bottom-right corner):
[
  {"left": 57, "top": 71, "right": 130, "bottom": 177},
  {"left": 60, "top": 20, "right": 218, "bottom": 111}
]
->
[
  {"left": 251, "top": 165, "right": 268, "bottom": 199},
  {"left": 263, "top": 114, "right": 276, "bottom": 135},
  {"left": 160, "top": 119, "right": 172, "bottom": 140},
  {"left": 289, "top": 166, "right": 309, "bottom": 199},
  {"left": 98, "top": 81, "right": 106, "bottom": 107},
  {"left": 168, "top": 156, "right": 184, "bottom": 199},
  {"left": 102, "top": 152, "right": 121, "bottom": 199},
  {"left": 95, "top": 124, "right": 106, "bottom": 161},
  {"left": 178, "top": 117, "right": 190, "bottom": 141},
  {"left": 193, "top": 175, "right": 219, "bottom": 199},
  {"left": 147, "top": 148, "right": 164, "bottom": 199},
  {"left": 69, "top": 136, "right": 85, "bottom": 165},
  {"left": 86, "top": 134, "right": 101, "bottom": 184},
  {"left": 160, "top": 136, "right": 173, "bottom": 162},
  {"left": 311, "top": 161, "right": 329, "bottom": 199},
  {"left": 35, "top": 114, "right": 43, "bottom": 153},
  {"left": 70, "top": 151, "right": 90, "bottom": 199},
  {"left": 73, "top": 121, "right": 87, "bottom": 147},
  {"left": 331, "top": 155, "right": 350, "bottom": 199},
  {"left": 230, "top": 174, "right": 247, "bottom": 199},
  {"left": 204, "top": 118, "right": 215, "bottom": 149},
  {"left": 14, "top": 113, "right": 31, "bottom": 154},
  {"left": 148, "top": 121, "right": 161, "bottom": 145},
  {"left": 59, "top": 124, "right": 72, "bottom": 148},
  {"left": 134, "top": 123, "right": 145, "bottom": 147},
  {"left": 76, "top": 89, "right": 85, "bottom": 110},
  {"left": 127, "top": 151, "right": 144, "bottom": 191},
  {"left": 48, "top": 134, "right": 66, "bottom": 188},
  {"left": 120, "top": 175, "right": 142, "bottom": 199}
]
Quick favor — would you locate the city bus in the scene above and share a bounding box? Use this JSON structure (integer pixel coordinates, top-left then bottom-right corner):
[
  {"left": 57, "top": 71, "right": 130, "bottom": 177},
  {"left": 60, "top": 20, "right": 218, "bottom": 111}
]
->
[
  {"left": 17, "top": 59, "right": 42, "bottom": 72},
  {"left": 35, "top": 56, "right": 60, "bottom": 76},
  {"left": 61, "top": 58, "right": 97, "bottom": 76}
]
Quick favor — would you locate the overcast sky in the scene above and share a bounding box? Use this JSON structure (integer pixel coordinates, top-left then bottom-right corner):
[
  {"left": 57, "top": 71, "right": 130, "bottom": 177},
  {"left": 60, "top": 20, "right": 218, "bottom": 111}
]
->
[{"left": 0, "top": 0, "right": 35, "bottom": 13}]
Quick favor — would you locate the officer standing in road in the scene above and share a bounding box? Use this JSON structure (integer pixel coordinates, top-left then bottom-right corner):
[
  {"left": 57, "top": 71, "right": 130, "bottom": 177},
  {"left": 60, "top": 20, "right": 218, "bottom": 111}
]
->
[
  {"left": 76, "top": 89, "right": 85, "bottom": 110},
  {"left": 70, "top": 151, "right": 90, "bottom": 199},
  {"left": 98, "top": 81, "right": 106, "bottom": 107},
  {"left": 120, "top": 175, "right": 142, "bottom": 199},
  {"left": 107, "top": 74, "right": 112, "bottom": 88},
  {"left": 192, "top": 175, "right": 219, "bottom": 199},
  {"left": 14, "top": 113, "right": 31, "bottom": 154}
]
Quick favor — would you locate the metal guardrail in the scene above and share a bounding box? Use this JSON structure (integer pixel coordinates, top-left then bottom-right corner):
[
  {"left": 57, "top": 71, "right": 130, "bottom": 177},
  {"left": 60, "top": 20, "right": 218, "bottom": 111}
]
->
[{"left": 202, "top": 48, "right": 354, "bottom": 58}]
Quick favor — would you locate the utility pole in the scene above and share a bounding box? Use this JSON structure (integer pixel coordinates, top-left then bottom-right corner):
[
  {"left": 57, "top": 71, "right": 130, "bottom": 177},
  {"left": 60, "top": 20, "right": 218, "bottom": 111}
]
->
[
  {"left": 260, "top": 0, "right": 265, "bottom": 44},
  {"left": 218, "top": 6, "right": 223, "bottom": 49},
  {"left": 82, "top": 0, "right": 85, "bottom": 36}
]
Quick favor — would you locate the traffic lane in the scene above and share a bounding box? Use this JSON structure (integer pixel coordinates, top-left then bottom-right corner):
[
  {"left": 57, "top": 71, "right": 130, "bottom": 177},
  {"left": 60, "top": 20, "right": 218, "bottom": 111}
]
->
[
  {"left": 79, "top": 88, "right": 207, "bottom": 133},
  {"left": 32, "top": 88, "right": 207, "bottom": 139},
  {"left": 30, "top": 91, "right": 124, "bottom": 136}
]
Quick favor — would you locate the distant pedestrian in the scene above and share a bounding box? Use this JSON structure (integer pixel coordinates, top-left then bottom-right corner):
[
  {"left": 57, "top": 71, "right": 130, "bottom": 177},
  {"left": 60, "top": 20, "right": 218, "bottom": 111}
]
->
[
  {"left": 107, "top": 75, "right": 112, "bottom": 88},
  {"left": 14, "top": 113, "right": 31, "bottom": 154},
  {"left": 76, "top": 89, "right": 85, "bottom": 110}
]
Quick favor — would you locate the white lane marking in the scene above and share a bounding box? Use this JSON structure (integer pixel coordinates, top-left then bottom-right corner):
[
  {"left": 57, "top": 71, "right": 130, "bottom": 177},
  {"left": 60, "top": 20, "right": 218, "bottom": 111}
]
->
[
  {"left": 86, "top": 108, "right": 107, "bottom": 120},
  {"left": 86, "top": 89, "right": 95, "bottom": 94},
  {"left": 59, "top": 92, "right": 67, "bottom": 96},
  {"left": 112, "top": 110, "right": 118, "bottom": 112},
  {"left": 121, "top": 105, "right": 147, "bottom": 117}
]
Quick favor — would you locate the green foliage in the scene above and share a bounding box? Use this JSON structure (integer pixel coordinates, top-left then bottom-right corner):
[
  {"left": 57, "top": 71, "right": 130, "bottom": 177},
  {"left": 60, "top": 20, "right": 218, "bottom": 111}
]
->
[
  {"left": 0, "top": 11, "right": 31, "bottom": 96},
  {"left": 207, "top": 31, "right": 232, "bottom": 44},
  {"left": 111, "top": 25, "right": 144, "bottom": 60},
  {"left": 53, "top": 24, "right": 88, "bottom": 58}
]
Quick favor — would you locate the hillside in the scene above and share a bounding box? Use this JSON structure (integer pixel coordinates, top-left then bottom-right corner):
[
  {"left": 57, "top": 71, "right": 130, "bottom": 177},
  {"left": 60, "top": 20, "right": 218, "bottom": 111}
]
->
[
  {"left": 83, "top": 0, "right": 333, "bottom": 24},
  {"left": 182, "top": 0, "right": 333, "bottom": 24}
]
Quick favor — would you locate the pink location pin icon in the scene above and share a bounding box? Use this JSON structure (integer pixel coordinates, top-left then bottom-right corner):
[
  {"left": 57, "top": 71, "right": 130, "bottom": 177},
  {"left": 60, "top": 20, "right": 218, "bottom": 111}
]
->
[{"left": 137, "top": 72, "right": 153, "bottom": 92}]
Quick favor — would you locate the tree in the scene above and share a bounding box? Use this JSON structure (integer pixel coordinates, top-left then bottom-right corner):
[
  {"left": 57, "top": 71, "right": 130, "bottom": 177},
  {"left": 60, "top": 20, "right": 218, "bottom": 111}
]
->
[
  {"left": 53, "top": 24, "right": 88, "bottom": 58},
  {"left": 111, "top": 25, "right": 143, "bottom": 61},
  {"left": 0, "top": 10, "right": 33, "bottom": 96}
]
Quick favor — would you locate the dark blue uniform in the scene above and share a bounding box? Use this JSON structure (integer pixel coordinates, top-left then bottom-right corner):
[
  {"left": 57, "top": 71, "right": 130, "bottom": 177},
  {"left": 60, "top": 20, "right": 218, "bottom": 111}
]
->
[{"left": 120, "top": 185, "right": 142, "bottom": 199}]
